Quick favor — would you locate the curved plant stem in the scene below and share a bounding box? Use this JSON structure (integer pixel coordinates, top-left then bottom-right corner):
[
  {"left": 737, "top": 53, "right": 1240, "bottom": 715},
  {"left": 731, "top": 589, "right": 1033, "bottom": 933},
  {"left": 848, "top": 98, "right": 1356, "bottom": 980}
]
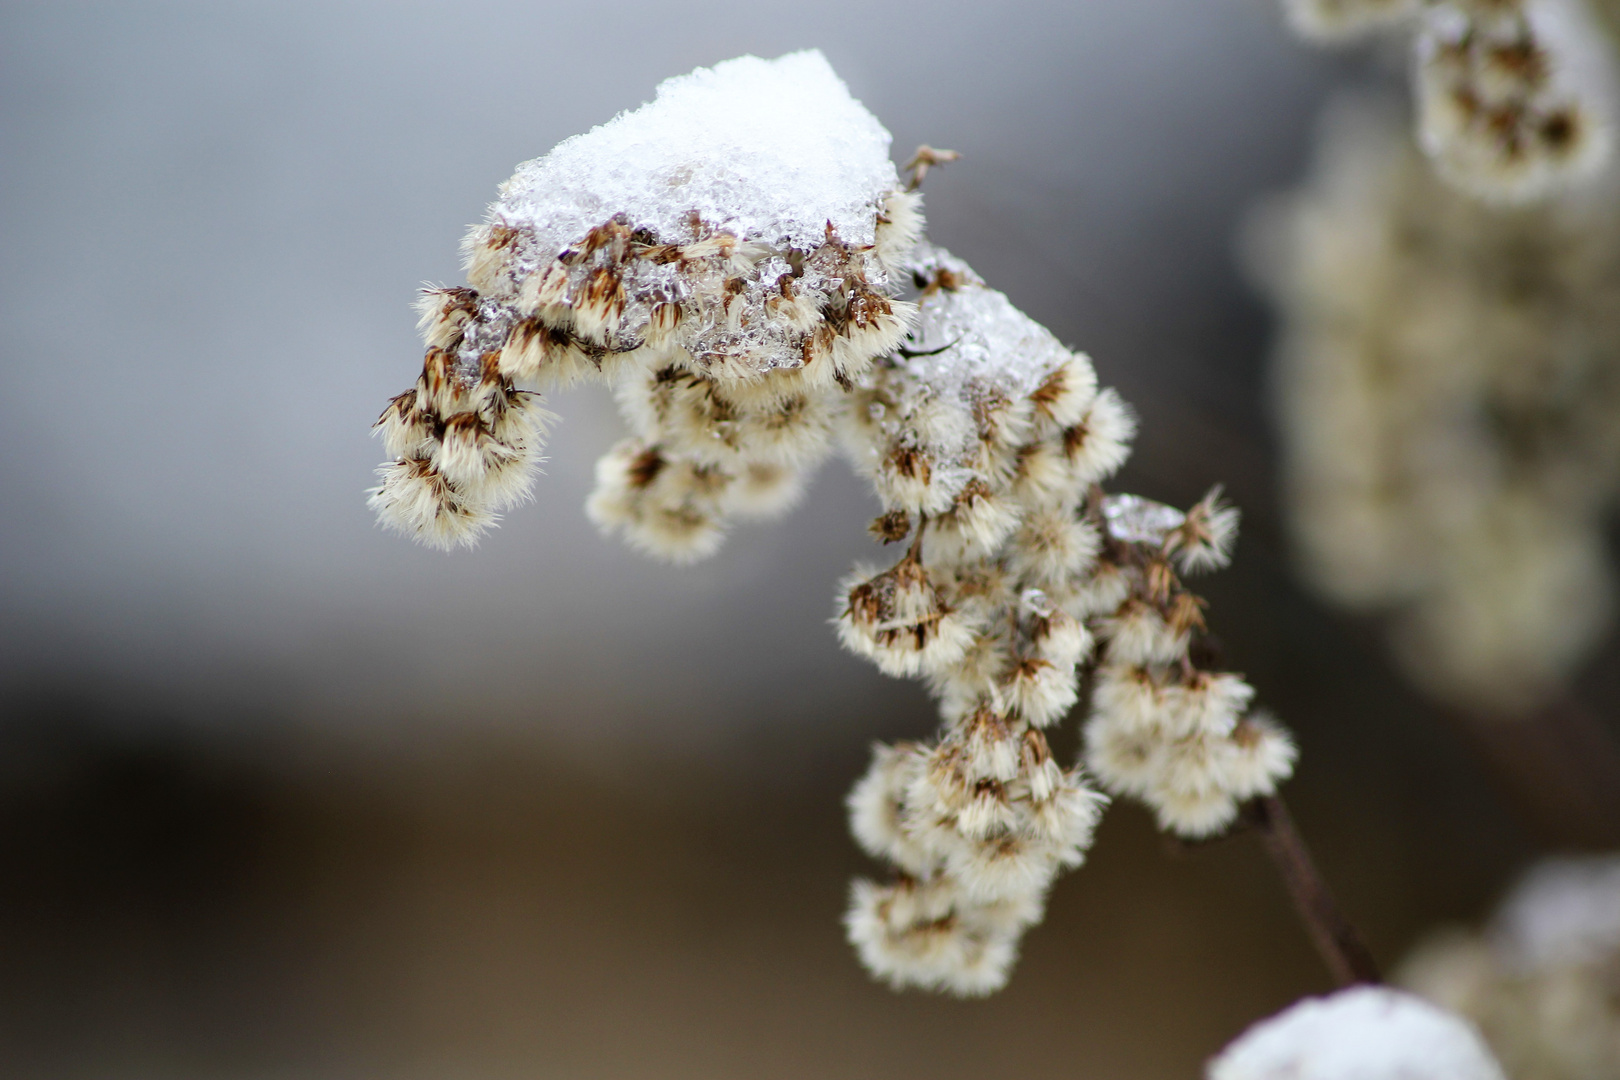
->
[{"left": 1248, "top": 795, "right": 1381, "bottom": 987}]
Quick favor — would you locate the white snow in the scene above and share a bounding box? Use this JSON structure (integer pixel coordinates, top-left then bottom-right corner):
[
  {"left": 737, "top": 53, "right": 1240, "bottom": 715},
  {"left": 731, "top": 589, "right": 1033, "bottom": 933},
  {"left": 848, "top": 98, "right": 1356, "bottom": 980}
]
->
[
  {"left": 1207, "top": 987, "right": 1506, "bottom": 1080},
  {"left": 491, "top": 50, "right": 899, "bottom": 257}
]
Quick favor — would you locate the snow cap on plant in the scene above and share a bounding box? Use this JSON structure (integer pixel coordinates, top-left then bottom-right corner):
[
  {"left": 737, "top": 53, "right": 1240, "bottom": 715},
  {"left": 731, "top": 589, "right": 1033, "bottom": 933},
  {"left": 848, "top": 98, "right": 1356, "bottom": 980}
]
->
[
  {"left": 1209, "top": 986, "right": 1506, "bottom": 1080},
  {"left": 369, "top": 50, "right": 917, "bottom": 548}
]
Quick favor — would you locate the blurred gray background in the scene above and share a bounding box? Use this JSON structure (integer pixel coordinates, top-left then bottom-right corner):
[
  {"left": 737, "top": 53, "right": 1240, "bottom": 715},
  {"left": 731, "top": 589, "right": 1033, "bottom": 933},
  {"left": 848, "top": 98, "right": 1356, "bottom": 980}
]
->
[{"left": 0, "top": 1, "right": 1576, "bottom": 1077}]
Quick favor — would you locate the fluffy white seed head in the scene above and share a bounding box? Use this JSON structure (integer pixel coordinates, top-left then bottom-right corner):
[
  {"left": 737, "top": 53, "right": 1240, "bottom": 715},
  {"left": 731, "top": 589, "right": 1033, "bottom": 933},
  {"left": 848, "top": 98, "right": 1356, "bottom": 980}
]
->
[
  {"left": 1172, "top": 672, "right": 1258, "bottom": 739},
  {"left": 1149, "top": 737, "right": 1245, "bottom": 838},
  {"left": 923, "top": 481, "right": 1024, "bottom": 564},
  {"left": 1029, "top": 354, "right": 1100, "bottom": 433},
  {"left": 1006, "top": 508, "right": 1101, "bottom": 589},
  {"left": 366, "top": 458, "right": 496, "bottom": 551},
  {"left": 1011, "top": 437, "right": 1084, "bottom": 510},
  {"left": 847, "top": 742, "right": 937, "bottom": 876},
  {"left": 835, "top": 557, "right": 979, "bottom": 678},
  {"left": 844, "top": 876, "right": 1024, "bottom": 997},
  {"left": 1062, "top": 387, "right": 1136, "bottom": 484},
  {"left": 873, "top": 189, "right": 926, "bottom": 277},
  {"left": 1413, "top": 0, "right": 1615, "bottom": 204},
  {"left": 1062, "top": 560, "right": 1137, "bottom": 619},
  {"left": 1004, "top": 654, "right": 1081, "bottom": 728},
  {"left": 1171, "top": 486, "right": 1242, "bottom": 574},
  {"left": 721, "top": 461, "right": 810, "bottom": 519},
  {"left": 1224, "top": 712, "right": 1299, "bottom": 800},
  {"left": 585, "top": 439, "right": 730, "bottom": 563},
  {"left": 1101, "top": 599, "right": 1191, "bottom": 667},
  {"left": 1084, "top": 712, "right": 1160, "bottom": 798}
]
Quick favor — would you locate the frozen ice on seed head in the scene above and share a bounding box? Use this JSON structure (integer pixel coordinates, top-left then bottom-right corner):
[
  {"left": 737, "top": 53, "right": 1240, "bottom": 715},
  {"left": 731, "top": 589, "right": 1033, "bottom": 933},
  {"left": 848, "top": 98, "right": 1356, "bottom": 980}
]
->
[
  {"left": 1102, "top": 493, "right": 1186, "bottom": 545},
  {"left": 491, "top": 51, "right": 900, "bottom": 258},
  {"left": 901, "top": 248, "right": 1078, "bottom": 402},
  {"left": 1207, "top": 986, "right": 1506, "bottom": 1080}
]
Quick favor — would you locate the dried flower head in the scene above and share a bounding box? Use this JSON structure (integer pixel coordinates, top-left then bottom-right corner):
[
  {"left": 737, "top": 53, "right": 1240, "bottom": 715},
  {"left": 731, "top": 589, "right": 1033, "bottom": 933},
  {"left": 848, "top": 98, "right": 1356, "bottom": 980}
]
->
[
  {"left": 368, "top": 51, "right": 918, "bottom": 549},
  {"left": 369, "top": 50, "right": 1298, "bottom": 998},
  {"left": 1251, "top": 95, "right": 1620, "bottom": 715}
]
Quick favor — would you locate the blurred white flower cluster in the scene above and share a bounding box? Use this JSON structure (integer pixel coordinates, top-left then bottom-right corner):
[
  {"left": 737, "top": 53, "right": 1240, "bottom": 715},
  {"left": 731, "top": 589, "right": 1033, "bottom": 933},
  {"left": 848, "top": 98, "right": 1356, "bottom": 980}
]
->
[
  {"left": 1251, "top": 95, "right": 1620, "bottom": 716},
  {"left": 1209, "top": 986, "right": 1506, "bottom": 1080},
  {"left": 1400, "top": 855, "right": 1620, "bottom": 1078},
  {"left": 370, "top": 50, "right": 1295, "bottom": 997},
  {"left": 1282, "top": 0, "right": 1618, "bottom": 203}
]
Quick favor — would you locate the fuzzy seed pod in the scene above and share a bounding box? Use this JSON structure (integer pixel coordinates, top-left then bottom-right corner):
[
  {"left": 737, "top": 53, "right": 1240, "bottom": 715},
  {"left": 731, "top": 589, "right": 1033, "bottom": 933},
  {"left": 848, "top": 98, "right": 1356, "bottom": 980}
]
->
[{"left": 836, "top": 556, "right": 979, "bottom": 678}]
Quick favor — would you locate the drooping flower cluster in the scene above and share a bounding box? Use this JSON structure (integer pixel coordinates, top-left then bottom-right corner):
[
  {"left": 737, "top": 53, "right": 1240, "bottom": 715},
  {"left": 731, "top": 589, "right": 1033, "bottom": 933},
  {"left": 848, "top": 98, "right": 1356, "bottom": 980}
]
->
[
  {"left": 1250, "top": 95, "right": 1620, "bottom": 716},
  {"left": 368, "top": 50, "right": 1296, "bottom": 998},
  {"left": 833, "top": 249, "right": 1290, "bottom": 996},
  {"left": 1399, "top": 855, "right": 1620, "bottom": 1078},
  {"left": 835, "top": 250, "right": 1115, "bottom": 996},
  {"left": 1280, "top": 0, "right": 1617, "bottom": 203},
  {"left": 1208, "top": 986, "right": 1507, "bottom": 1080},
  {"left": 1083, "top": 493, "right": 1298, "bottom": 837}
]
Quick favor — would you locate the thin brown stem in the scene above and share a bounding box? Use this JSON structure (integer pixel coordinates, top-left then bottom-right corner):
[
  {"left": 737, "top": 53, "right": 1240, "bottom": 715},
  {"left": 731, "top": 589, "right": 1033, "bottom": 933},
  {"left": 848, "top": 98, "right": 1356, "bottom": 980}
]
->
[{"left": 1247, "top": 795, "right": 1381, "bottom": 987}]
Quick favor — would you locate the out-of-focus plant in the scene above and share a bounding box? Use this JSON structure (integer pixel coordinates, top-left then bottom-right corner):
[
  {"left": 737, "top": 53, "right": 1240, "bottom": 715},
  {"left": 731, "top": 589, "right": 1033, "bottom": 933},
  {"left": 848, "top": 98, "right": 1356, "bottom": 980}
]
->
[
  {"left": 1399, "top": 855, "right": 1620, "bottom": 1078},
  {"left": 1282, "top": 0, "right": 1616, "bottom": 203},
  {"left": 1260, "top": 0, "right": 1620, "bottom": 846}
]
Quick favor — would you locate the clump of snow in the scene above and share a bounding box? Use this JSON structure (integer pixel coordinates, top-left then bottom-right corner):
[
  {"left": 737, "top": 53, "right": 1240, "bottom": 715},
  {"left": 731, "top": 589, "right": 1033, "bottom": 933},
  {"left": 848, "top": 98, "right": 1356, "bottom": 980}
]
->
[
  {"left": 1207, "top": 987, "right": 1506, "bottom": 1080},
  {"left": 492, "top": 50, "right": 899, "bottom": 257},
  {"left": 1491, "top": 854, "right": 1620, "bottom": 971}
]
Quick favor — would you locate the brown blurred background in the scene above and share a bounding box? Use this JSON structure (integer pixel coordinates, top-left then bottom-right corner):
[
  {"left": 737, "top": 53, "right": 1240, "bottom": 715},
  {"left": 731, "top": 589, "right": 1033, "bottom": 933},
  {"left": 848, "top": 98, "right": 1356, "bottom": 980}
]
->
[{"left": 0, "top": 0, "right": 1604, "bottom": 1076}]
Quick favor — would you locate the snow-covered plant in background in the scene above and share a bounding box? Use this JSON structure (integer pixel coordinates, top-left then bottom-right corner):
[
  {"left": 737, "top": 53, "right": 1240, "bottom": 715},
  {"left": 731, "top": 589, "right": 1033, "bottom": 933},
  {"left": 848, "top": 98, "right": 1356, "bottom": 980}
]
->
[
  {"left": 1279, "top": 0, "right": 1618, "bottom": 204},
  {"left": 1262, "top": 2, "right": 1620, "bottom": 852},
  {"left": 1399, "top": 854, "right": 1620, "bottom": 1077},
  {"left": 1208, "top": 986, "right": 1506, "bottom": 1080},
  {"left": 370, "top": 50, "right": 1324, "bottom": 998},
  {"left": 1249, "top": 96, "right": 1620, "bottom": 720}
]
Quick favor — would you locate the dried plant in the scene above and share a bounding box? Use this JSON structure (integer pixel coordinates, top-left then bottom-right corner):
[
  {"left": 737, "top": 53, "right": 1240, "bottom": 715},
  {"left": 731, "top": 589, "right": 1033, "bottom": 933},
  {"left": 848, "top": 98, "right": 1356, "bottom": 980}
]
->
[
  {"left": 369, "top": 50, "right": 1364, "bottom": 998},
  {"left": 1399, "top": 855, "right": 1620, "bottom": 1078},
  {"left": 1280, "top": 0, "right": 1618, "bottom": 204},
  {"left": 1252, "top": 97, "right": 1620, "bottom": 719}
]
